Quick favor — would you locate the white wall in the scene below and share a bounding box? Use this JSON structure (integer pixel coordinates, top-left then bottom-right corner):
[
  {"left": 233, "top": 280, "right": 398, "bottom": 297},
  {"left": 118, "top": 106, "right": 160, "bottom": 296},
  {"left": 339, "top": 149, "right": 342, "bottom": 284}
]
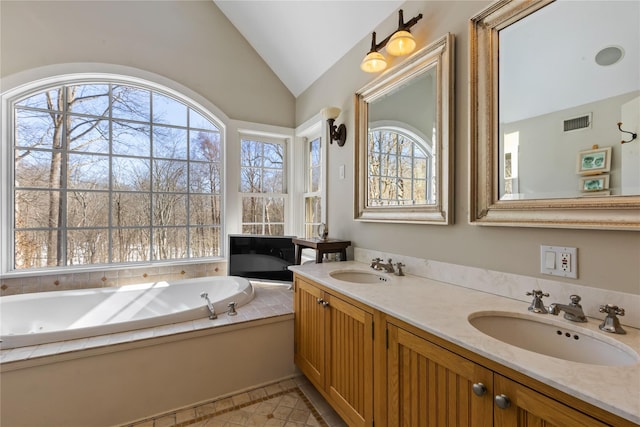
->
[
  {"left": 296, "top": 0, "right": 640, "bottom": 295},
  {"left": 0, "top": 0, "right": 295, "bottom": 127}
]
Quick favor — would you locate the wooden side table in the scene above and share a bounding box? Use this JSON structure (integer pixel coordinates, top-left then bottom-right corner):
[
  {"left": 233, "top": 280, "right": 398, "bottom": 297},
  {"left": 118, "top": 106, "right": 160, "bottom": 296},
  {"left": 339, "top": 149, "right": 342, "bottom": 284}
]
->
[{"left": 292, "top": 237, "right": 351, "bottom": 264}]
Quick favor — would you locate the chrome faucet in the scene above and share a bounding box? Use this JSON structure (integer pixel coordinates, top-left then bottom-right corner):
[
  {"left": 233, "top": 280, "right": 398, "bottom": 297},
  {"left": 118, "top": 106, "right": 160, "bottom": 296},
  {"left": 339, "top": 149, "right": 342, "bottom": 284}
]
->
[
  {"left": 526, "top": 289, "right": 549, "bottom": 314},
  {"left": 370, "top": 257, "right": 395, "bottom": 273},
  {"left": 548, "top": 295, "right": 587, "bottom": 322},
  {"left": 200, "top": 292, "right": 217, "bottom": 319}
]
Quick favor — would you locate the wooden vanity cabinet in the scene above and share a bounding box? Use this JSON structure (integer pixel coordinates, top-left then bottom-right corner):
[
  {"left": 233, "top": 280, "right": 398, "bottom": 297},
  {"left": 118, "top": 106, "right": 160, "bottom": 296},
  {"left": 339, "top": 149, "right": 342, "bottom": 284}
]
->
[
  {"left": 293, "top": 275, "right": 633, "bottom": 427},
  {"left": 293, "top": 275, "right": 374, "bottom": 427},
  {"left": 387, "top": 319, "right": 619, "bottom": 427}
]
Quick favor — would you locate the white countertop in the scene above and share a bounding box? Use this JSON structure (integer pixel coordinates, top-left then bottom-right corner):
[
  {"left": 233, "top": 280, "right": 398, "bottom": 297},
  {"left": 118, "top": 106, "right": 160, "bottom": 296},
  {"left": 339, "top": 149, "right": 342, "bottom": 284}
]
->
[{"left": 290, "top": 261, "right": 640, "bottom": 424}]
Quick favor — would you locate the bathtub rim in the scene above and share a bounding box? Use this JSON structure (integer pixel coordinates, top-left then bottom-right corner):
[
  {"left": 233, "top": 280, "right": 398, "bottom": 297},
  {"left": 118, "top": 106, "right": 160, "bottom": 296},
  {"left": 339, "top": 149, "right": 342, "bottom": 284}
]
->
[
  {"left": 0, "top": 282, "right": 293, "bottom": 372},
  {"left": 0, "top": 275, "right": 256, "bottom": 350}
]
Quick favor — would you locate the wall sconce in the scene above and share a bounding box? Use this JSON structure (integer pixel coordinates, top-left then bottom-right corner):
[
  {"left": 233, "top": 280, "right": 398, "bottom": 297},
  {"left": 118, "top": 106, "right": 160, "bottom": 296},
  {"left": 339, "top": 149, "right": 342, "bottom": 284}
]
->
[
  {"left": 360, "top": 9, "right": 423, "bottom": 73},
  {"left": 322, "top": 107, "right": 347, "bottom": 146}
]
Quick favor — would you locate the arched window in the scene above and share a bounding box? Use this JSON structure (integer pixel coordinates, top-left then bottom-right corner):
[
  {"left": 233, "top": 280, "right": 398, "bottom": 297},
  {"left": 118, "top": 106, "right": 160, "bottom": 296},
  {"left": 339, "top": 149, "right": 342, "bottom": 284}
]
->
[
  {"left": 8, "top": 79, "right": 223, "bottom": 270},
  {"left": 368, "top": 126, "right": 434, "bottom": 206}
]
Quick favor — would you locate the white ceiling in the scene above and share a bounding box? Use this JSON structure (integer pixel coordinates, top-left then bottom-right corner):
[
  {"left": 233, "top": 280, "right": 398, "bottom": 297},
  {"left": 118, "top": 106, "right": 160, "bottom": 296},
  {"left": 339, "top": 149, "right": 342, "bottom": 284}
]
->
[{"left": 214, "top": 0, "right": 403, "bottom": 97}]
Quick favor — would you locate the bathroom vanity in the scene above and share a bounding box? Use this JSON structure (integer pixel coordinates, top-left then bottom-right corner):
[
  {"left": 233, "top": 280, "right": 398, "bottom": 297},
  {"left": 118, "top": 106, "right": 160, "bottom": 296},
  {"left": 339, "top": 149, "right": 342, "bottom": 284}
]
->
[{"left": 291, "top": 262, "right": 639, "bottom": 427}]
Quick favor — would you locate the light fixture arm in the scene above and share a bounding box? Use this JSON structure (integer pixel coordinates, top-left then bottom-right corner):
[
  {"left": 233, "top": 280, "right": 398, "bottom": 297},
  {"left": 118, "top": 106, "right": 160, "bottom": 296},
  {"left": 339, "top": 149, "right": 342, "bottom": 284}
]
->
[{"left": 327, "top": 118, "right": 347, "bottom": 147}]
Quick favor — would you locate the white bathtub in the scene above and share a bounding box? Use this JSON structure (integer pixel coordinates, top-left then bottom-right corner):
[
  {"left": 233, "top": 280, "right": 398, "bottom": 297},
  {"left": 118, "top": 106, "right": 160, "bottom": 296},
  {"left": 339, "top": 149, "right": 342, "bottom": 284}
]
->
[{"left": 0, "top": 276, "right": 254, "bottom": 349}]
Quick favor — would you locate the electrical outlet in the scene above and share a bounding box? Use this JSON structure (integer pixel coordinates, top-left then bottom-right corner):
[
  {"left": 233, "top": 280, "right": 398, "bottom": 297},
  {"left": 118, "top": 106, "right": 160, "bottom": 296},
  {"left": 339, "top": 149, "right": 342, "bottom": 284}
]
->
[{"left": 540, "top": 245, "right": 578, "bottom": 279}]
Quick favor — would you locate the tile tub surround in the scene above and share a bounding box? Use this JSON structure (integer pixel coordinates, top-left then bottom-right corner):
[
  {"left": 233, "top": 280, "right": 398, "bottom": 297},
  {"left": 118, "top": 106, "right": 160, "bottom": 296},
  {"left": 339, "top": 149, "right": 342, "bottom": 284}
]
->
[
  {"left": 290, "top": 260, "right": 640, "bottom": 424},
  {"left": 0, "top": 261, "right": 226, "bottom": 296}
]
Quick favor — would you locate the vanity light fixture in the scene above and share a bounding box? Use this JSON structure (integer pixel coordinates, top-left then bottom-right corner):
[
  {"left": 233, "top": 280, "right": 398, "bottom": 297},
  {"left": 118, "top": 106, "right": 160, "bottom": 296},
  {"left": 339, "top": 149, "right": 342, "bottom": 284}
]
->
[
  {"left": 360, "top": 9, "right": 423, "bottom": 73},
  {"left": 322, "top": 107, "right": 347, "bottom": 146}
]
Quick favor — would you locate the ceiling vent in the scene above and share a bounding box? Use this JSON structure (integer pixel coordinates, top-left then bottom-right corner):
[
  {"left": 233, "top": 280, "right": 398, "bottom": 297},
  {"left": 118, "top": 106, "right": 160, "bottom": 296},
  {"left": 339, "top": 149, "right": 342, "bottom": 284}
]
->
[{"left": 563, "top": 114, "right": 592, "bottom": 132}]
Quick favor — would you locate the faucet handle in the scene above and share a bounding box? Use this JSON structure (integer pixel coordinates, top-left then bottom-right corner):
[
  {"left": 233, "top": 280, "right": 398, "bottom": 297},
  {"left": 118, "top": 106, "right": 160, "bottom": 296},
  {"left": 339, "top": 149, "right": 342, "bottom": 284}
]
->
[
  {"left": 526, "top": 289, "right": 549, "bottom": 314},
  {"left": 599, "top": 304, "right": 626, "bottom": 334},
  {"left": 569, "top": 294, "right": 581, "bottom": 305},
  {"left": 394, "top": 262, "right": 405, "bottom": 276},
  {"left": 599, "top": 304, "right": 625, "bottom": 316}
]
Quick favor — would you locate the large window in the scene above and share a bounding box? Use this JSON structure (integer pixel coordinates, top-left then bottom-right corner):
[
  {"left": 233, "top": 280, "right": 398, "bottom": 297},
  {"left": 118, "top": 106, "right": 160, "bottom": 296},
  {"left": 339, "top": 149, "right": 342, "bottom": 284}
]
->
[
  {"left": 368, "top": 127, "right": 434, "bottom": 206},
  {"left": 304, "top": 137, "right": 322, "bottom": 238},
  {"left": 10, "top": 81, "right": 223, "bottom": 270},
  {"left": 240, "top": 136, "right": 287, "bottom": 235}
]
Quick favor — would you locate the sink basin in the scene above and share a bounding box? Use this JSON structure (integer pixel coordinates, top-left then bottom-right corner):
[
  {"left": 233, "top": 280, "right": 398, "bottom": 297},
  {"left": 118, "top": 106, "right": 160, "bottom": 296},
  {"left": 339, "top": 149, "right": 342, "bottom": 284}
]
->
[
  {"left": 329, "top": 269, "right": 391, "bottom": 284},
  {"left": 468, "top": 311, "right": 639, "bottom": 366}
]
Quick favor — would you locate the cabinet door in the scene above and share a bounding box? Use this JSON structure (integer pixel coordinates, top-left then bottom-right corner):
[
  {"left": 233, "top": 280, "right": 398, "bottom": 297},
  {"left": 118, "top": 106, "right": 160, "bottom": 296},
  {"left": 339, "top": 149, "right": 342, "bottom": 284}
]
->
[
  {"left": 387, "top": 324, "right": 493, "bottom": 427},
  {"left": 493, "top": 375, "right": 609, "bottom": 427},
  {"left": 294, "top": 278, "right": 325, "bottom": 389},
  {"left": 325, "top": 294, "right": 374, "bottom": 427}
]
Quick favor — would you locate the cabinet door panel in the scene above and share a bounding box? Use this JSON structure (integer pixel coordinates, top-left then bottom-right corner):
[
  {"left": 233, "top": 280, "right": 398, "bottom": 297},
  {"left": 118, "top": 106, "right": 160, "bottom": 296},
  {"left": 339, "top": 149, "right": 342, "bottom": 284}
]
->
[
  {"left": 493, "top": 375, "right": 609, "bottom": 427},
  {"left": 326, "top": 294, "right": 373, "bottom": 427},
  {"left": 294, "top": 279, "right": 325, "bottom": 388},
  {"left": 388, "top": 324, "right": 493, "bottom": 427}
]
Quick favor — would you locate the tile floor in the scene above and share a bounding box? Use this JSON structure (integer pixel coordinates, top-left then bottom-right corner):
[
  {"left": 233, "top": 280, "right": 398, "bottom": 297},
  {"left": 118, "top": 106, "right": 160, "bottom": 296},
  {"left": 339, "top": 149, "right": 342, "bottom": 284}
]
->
[{"left": 122, "top": 376, "right": 348, "bottom": 427}]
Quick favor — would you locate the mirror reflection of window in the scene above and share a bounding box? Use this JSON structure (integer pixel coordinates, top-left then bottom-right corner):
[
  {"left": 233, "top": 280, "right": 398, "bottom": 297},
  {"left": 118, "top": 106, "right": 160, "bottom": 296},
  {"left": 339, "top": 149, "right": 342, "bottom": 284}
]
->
[
  {"left": 502, "top": 131, "right": 520, "bottom": 197},
  {"left": 367, "top": 126, "right": 434, "bottom": 206}
]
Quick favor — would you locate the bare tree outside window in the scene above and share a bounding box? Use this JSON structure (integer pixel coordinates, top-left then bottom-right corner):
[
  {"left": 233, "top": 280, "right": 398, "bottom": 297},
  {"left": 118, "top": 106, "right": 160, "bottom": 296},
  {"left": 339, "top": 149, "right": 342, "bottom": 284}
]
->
[
  {"left": 240, "top": 138, "right": 286, "bottom": 236},
  {"left": 12, "top": 82, "right": 223, "bottom": 270}
]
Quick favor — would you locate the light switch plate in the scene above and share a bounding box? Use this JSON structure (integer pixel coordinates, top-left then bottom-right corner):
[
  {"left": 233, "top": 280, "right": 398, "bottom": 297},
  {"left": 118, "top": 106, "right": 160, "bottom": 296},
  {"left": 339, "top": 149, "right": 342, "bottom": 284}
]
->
[{"left": 540, "top": 245, "right": 578, "bottom": 279}]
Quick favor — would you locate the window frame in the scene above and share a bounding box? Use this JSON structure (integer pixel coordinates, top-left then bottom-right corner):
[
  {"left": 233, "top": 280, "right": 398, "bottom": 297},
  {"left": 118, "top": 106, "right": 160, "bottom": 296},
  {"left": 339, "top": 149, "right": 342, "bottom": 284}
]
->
[
  {"left": 1, "top": 73, "right": 227, "bottom": 275},
  {"left": 238, "top": 133, "right": 290, "bottom": 236}
]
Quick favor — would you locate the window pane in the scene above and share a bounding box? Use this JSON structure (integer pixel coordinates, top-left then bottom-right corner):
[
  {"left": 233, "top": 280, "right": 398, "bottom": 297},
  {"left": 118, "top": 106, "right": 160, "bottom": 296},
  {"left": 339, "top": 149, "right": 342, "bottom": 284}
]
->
[
  {"left": 15, "top": 230, "right": 54, "bottom": 269},
  {"left": 190, "top": 131, "right": 221, "bottom": 161},
  {"left": 242, "top": 224, "right": 262, "bottom": 234},
  {"left": 264, "top": 224, "right": 284, "bottom": 236},
  {"left": 16, "top": 88, "right": 62, "bottom": 110},
  {"left": 15, "top": 109, "right": 57, "bottom": 149},
  {"left": 152, "top": 92, "right": 187, "bottom": 127},
  {"left": 242, "top": 197, "right": 263, "bottom": 223},
  {"left": 152, "top": 160, "right": 188, "bottom": 192},
  {"left": 399, "top": 156, "right": 413, "bottom": 179},
  {"left": 67, "top": 228, "right": 109, "bottom": 265},
  {"left": 190, "top": 162, "right": 221, "bottom": 193},
  {"left": 68, "top": 191, "right": 109, "bottom": 227},
  {"left": 112, "top": 192, "right": 150, "bottom": 226},
  {"left": 190, "top": 109, "right": 218, "bottom": 131},
  {"left": 413, "top": 158, "right": 427, "bottom": 179},
  {"left": 240, "top": 167, "right": 261, "bottom": 192},
  {"left": 67, "top": 84, "right": 109, "bottom": 117},
  {"left": 15, "top": 190, "right": 57, "bottom": 228},
  {"left": 113, "top": 157, "right": 150, "bottom": 191},
  {"left": 153, "top": 193, "right": 187, "bottom": 226},
  {"left": 265, "top": 197, "right": 284, "bottom": 222},
  {"left": 305, "top": 196, "right": 321, "bottom": 224},
  {"left": 263, "top": 142, "right": 283, "bottom": 168},
  {"left": 68, "top": 116, "right": 109, "bottom": 153},
  {"left": 15, "top": 150, "right": 55, "bottom": 188},
  {"left": 153, "top": 126, "right": 187, "bottom": 159},
  {"left": 190, "top": 226, "right": 221, "bottom": 257},
  {"left": 263, "top": 169, "right": 283, "bottom": 193},
  {"left": 112, "top": 121, "right": 151, "bottom": 157},
  {"left": 112, "top": 228, "right": 150, "bottom": 263},
  {"left": 190, "top": 195, "right": 221, "bottom": 225},
  {"left": 68, "top": 154, "right": 110, "bottom": 190},
  {"left": 112, "top": 85, "right": 150, "bottom": 122},
  {"left": 153, "top": 227, "right": 187, "bottom": 260}
]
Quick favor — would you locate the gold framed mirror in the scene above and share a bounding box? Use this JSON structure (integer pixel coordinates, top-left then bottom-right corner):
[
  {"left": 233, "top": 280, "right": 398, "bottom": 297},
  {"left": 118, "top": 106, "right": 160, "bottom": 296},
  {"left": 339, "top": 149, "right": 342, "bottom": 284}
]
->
[
  {"left": 470, "top": 0, "right": 640, "bottom": 230},
  {"left": 354, "top": 33, "right": 454, "bottom": 224}
]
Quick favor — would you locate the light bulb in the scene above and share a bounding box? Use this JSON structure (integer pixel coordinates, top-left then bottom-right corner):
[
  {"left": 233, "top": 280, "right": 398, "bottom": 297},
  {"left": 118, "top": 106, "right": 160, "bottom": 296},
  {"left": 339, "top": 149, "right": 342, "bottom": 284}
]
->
[
  {"left": 386, "top": 30, "right": 416, "bottom": 56},
  {"left": 360, "top": 51, "right": 387, "bottom": 73}
]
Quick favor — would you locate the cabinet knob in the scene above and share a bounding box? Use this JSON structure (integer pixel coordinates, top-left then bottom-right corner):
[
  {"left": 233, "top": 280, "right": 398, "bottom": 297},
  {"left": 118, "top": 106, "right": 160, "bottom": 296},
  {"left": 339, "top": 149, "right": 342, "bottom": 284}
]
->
[
  {"left": 317, "top": 298, "right": 324, "bottom": 304},
  {"left": 494, "top": 394, "right": 511, "bottom": 409},
  {"left": 472, "top": 382, "right": 487, "bottom": 396},
  {"left": 322, "top": 301, "right": 330, "bottom": 308}
]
